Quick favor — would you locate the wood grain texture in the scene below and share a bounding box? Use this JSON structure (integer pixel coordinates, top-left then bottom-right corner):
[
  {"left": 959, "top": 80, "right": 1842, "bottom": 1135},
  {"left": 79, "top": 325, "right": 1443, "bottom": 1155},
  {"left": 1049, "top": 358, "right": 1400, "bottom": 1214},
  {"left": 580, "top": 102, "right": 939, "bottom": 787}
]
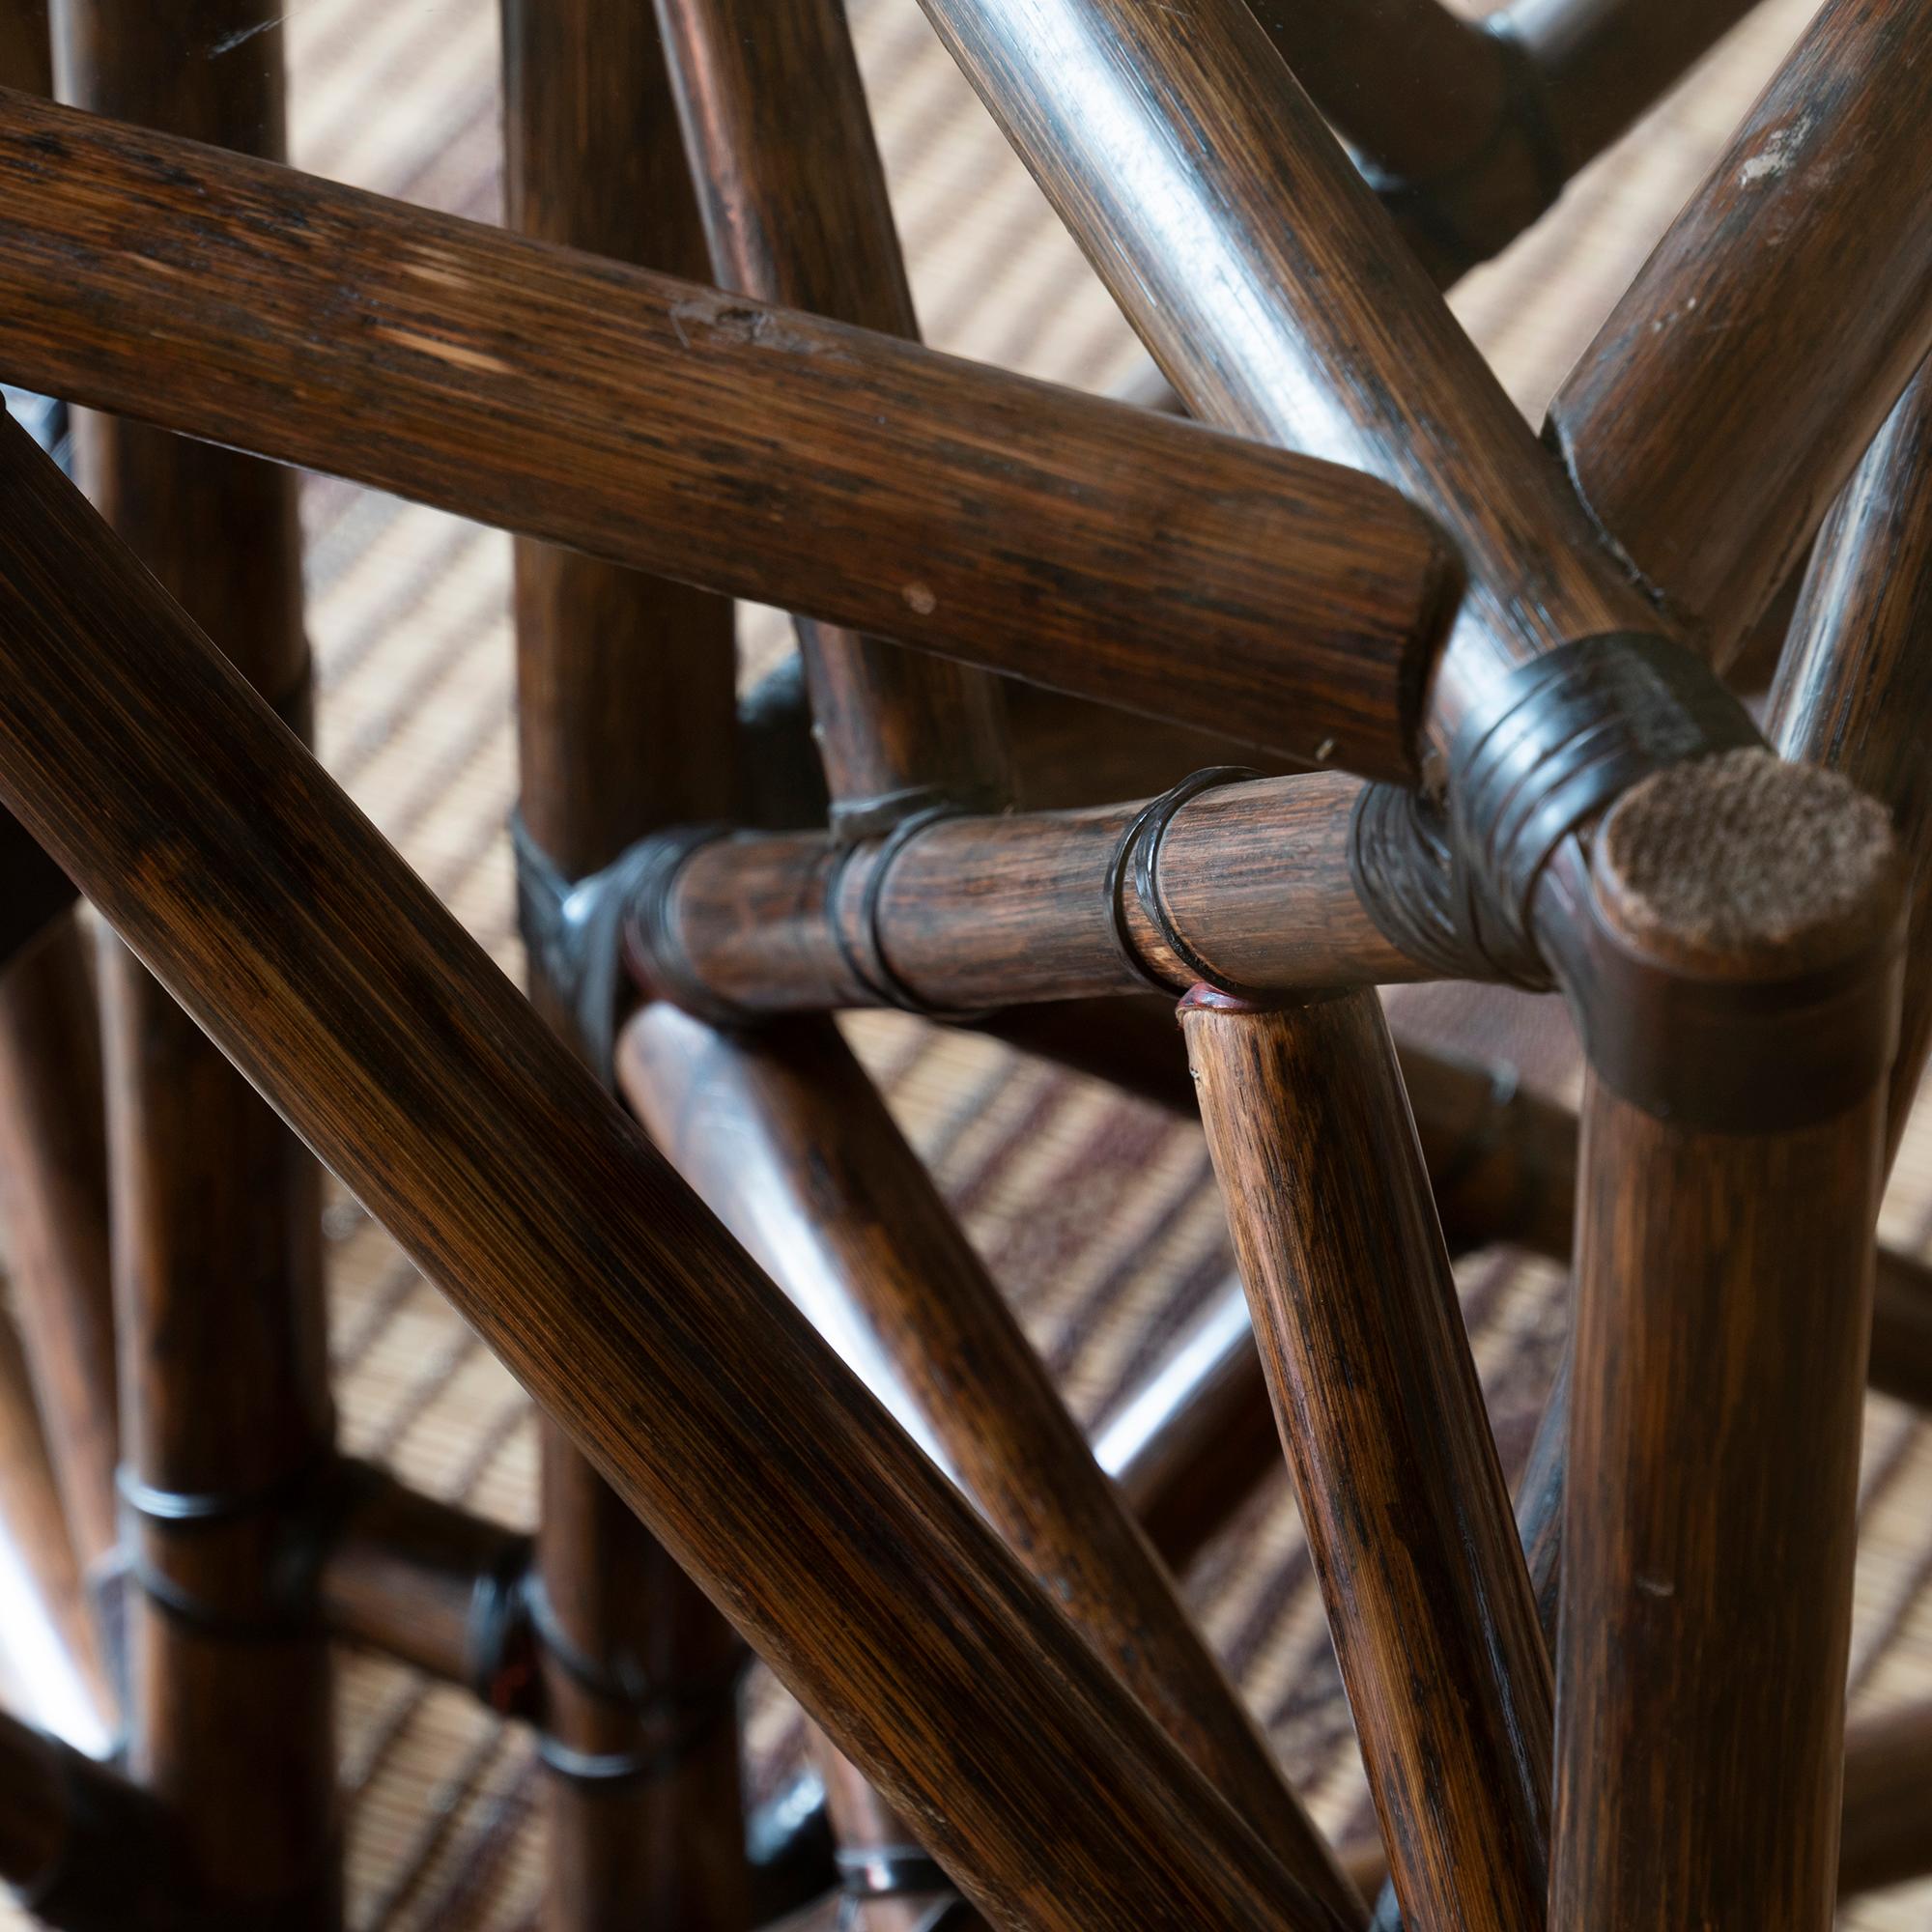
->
[
  {"left": 1548, "top": 0, "right": 1932, "bottom": 661},
  {"left": 0, "top": 83, "right": 1458, "bottom": 784},
  {"left": 499, "top": 5, "right": 753, "bottom": 1921},
  {"left": 0, "top": 920, "right": 117, "bottom": 1572},
  {"left": 643, "top": 775, "right": 1427, "bottom": 1020},
  {"left": 1184, "top": 990, "right": 1550, "bottom": 1932},
  {"left": 1770, "top": 355, "right": 1932, "bottom": 1164},
  {"left": 657, "top": 0, "right": 1012, "bottom": 826},
  {"left": 0, "top": 410, "right": 1348, "bottom": 1932},
  {"left": 48, "top": 10, "right": 339, "bottom": 1922},
  {"left": 914, "top": 0, "right": 1661, "bottom": 759},
  {"left": 1552, "top": 763, "right": 1905, "bottom": 1932},
  {"left": 622, "top": 1007, "right": 1364, "bottom": 1923}
]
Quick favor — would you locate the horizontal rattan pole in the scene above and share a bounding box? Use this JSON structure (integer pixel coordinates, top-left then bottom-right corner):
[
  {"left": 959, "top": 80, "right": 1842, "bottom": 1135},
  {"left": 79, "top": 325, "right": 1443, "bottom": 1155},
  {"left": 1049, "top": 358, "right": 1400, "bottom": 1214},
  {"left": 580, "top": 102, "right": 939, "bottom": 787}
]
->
[
  {"left": 630, "top": 774, "right": 1437, "bottom": 1019},
  {"left": 1548, "top": 0, "right": 1932, "bottom": 663},
  {"left": 0, "top": 87, "right": 1457, "bottom": 786},
  {"left": 318, "top": 1462, "right": 533, "bottom": 1711},
  {"left": 0, "top": 405, "right": 1345, "bottom": 1932}
]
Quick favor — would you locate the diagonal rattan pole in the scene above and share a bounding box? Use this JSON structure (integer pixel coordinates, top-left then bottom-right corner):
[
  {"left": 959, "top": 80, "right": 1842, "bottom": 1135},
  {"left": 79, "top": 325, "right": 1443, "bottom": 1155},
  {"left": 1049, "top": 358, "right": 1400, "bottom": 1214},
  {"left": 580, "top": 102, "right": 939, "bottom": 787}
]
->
[
  {"left": 621, "top": 1005, "right": 1367, "bottom": 1924},
  {"left": 912, "top": 0, "right": 1662, "bottom": 762},
  {"left": 1245, "top": 0, "right": 1766, "bottom": 279},
  {"left": 1183, "top": 989, "right": 1550, "bottom": 1932},
  {"left": 0, "top": 1703, "right": 185, "bottom": 1931},
  {"left": 47, "top": 8, "right": 339, "bottom": 1923},
  {"left": 1768, "top": 355, "right": 1932, "bottom": 1165},
  {"left": 1548, "top": 0, "right": 1932, "bottom": 664},
  {"left": 0, "top": 406, "right": 1355, "bottom": 1932},
  {"left": 656, "top": 0, "right": 1012, "bottom": 834},
  {"left": 0, "top": 84, "right": 1458, "bottom": 786},
  {"left": 650, "top": 12, "right": 1020, "bottom": 1913},
  {"left": 499, "top": 8, "right": 753, "bottom": 1922},
  {"left": 0, "top": 923, "right": 117, "bottom": 1579}
]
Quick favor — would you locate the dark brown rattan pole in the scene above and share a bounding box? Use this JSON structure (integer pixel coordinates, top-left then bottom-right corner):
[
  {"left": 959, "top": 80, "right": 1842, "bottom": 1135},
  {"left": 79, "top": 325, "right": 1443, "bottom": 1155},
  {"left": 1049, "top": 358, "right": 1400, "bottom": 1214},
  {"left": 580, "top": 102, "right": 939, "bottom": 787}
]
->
[
  {"left": 1183, "top": 989, "right": 1550, "bottom": 1932},
  {"left": 655, "top": 0, "right": 1013, "bottom": 833},
  {"left": 47, "top": 6, "right": 338, "bottom": 1922},
  {"left": 1769, "top": 355, "right": 1932, "bottom": 1165},
  {"left": 631, "top": 776, "right": 1442, "bottom": 1021},
  {"left": 0, "top": 1704, "right": 185, "bottom": 1931},
  {"left": 500, "top": 6, "right": 753, "bottom": 1921},
  {"left": 0, "top": 84, "right": 1459, "bottom": 785},
  {"left": 0, "top": 923, "right": 117, "bottom": 1580},
  {"left": 620, "top": 1006, "right": 1366, "bottom": 1923},
  {"left": 0, "top": 406, "right": 1353, "bottom": 1932},
  {"left": 1550, "top": 754, "right": 1902, "bottom": 1931},
  {"left": 1548, "top": 0, "right": 1932, "bottom": 664}
]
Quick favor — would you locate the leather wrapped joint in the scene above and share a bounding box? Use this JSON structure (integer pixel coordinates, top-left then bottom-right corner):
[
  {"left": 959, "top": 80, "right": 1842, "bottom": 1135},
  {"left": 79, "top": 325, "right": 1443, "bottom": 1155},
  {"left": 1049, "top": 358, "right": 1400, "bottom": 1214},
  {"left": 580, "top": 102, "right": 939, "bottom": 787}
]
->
[{"left": 1351, "top": 632, "right": 1763, "bottom": 990}]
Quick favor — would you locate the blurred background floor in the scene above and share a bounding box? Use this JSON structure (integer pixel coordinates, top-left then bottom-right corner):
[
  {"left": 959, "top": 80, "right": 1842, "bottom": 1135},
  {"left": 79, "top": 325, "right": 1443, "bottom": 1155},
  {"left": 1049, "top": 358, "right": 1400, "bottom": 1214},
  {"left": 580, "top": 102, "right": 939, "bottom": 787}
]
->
[{"left": 7, "top": 0, "right": 1930, "bottom": 1924}]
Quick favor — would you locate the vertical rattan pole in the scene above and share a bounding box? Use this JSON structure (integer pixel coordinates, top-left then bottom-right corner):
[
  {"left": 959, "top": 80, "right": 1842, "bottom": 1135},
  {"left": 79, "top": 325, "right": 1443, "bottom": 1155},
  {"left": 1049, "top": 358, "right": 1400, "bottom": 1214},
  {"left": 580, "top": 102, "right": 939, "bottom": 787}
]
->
[
  {"left": 1551, "top": 753, "right": 1903, "bottom": 1931},
  {"left": 1183, "top": 988, "right": 1550, "bottom": 1932},
  {"left": 0, "top": 0, "right": 117, "bottom": 1662},
  {"left": 48, "top": 5, "right": 337, "bottom": 1921},
  {"left": 653, "top": 0, "right": 1012, "bottom": 834},
  {"left": 0, "top": 925, "right": 117, "bottom": 1584},
  {"left": 498, "top": 4, "right": 752, "bottom": 1924},
  {"left": 621, "top": 1005, "right": 1367, "bottom": 1924},
  {"left": 648, "top": 9, "right": 1017, "bottom": 1918}
]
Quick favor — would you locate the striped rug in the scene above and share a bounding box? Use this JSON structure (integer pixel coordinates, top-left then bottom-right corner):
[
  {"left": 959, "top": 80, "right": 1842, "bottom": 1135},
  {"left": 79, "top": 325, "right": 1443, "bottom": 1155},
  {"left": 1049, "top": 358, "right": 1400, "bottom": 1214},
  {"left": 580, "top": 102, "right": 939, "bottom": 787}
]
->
[{"left": 10, "top": 1, "right": 1932, "bottom": 1925}]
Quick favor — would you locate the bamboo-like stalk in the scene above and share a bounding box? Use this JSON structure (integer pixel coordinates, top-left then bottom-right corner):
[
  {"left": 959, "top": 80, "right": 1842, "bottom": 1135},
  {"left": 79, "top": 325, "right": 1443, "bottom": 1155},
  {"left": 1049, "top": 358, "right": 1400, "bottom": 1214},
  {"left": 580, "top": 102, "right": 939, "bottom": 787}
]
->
[
  {"left": 655, "top": 0, "right": 1012, "bottom": 832},
  {"left": 0, "top": 83, "right": 1458, "bottom": 785},
  {"left": 621, "top": 1006, "right": 1365, "bottom": 1923},
  {"left": 500, "top": 5, "right": 753, "bottom": 1920},
  {"left": 0, "top": 403, "right": 1350, "bottom": 1932},
  {"left": 1769, "top": 355, "right": 1932, "bottom": 1164},
  {"left": 1552, "top": 754, "right": 1902, "bottom": 1930},
  {"left": 0, "top": 1704, "right": 182, "bottom": 1930},
  {"left": 1185, "top": 990, "right": 1550, "bottom": 1932},
  {"left": 48, "top": 7, "right": 338, "bottom": 1921},
  {"left": 1548, "top": 0, "right": 1932, "bottom": 662},
  {"left": 632, "top": 775, "right": 1434, "bottom": 1021},
  {"left": 0, "top": 921, "right": 117, "bottom": 1576}
]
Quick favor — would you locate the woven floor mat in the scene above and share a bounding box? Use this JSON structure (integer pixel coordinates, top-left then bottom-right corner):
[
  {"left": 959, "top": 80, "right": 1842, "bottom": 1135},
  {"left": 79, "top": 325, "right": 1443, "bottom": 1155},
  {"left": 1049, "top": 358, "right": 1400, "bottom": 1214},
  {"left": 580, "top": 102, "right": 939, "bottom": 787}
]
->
[{"left": 4, "top": 1, "right": 1928, "bottom": 1925}]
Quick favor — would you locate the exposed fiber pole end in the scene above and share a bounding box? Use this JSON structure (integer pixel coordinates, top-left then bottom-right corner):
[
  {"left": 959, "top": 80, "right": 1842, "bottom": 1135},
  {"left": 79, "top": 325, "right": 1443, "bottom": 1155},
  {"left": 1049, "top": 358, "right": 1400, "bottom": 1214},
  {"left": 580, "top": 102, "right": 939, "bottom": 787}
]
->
[
  {"left": 1573, "top": 748, "right": 1905, "bottom": 1128},
  {"left": 1593, "top": 748, "right": 1901, "bottom": 975}
]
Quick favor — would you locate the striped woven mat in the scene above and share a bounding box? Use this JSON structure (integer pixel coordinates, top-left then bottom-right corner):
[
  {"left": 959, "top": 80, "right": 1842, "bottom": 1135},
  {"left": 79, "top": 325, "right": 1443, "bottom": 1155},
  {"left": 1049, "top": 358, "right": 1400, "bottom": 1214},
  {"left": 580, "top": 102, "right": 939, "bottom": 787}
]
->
[{"left": 9, "top": 1, "right": 1932, "bottom": 1925}]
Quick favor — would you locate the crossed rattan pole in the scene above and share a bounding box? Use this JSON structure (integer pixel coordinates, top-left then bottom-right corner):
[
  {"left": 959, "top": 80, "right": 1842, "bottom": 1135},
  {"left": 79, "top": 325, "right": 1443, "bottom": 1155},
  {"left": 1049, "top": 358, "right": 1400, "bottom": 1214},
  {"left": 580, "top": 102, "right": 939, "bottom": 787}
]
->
[
  {"left": 909, "top": 7, "right": 1914, "bottom": 1932},
  {"left": 0, "top": 407, "right": 1359, "bottom": 1932}
]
